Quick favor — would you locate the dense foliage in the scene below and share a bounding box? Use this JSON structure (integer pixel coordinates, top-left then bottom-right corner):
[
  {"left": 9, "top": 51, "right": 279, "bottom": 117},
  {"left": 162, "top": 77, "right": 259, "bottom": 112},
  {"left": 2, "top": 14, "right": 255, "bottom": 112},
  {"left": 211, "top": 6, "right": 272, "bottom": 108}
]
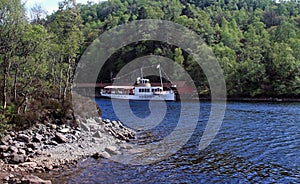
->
[
  {"left": 77, "top": 0, "right": 300, "bottom": 98},
  {"left": 0, "top": 0, "right": 300, "bottom": 133},
  {"left": 0, "top": 0, "right": 82, "bottom": 134}
]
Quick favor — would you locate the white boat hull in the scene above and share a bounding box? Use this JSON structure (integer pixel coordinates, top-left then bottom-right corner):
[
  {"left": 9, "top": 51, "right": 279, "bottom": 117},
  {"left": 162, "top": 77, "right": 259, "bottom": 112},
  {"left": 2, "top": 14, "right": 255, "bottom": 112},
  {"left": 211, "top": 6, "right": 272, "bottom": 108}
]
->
[{"left": 100, "top": 93, "right": 175, "bottom": 101}]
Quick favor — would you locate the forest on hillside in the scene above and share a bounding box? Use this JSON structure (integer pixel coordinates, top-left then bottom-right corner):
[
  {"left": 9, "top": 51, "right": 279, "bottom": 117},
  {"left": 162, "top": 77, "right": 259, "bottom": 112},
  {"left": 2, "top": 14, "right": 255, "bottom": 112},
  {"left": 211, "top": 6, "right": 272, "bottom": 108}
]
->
[
  {"left": 76, "top": 0, "right": 300, "bottom": 98},
  {"left": 0, "top": 0, "right": 300, "bottom": 132}
]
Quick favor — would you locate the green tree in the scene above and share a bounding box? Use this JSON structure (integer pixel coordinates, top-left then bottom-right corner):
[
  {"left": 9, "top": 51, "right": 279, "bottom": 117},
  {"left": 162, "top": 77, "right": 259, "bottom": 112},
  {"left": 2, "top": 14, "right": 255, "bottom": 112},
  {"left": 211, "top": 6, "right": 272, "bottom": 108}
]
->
[
  {"left": 0, "top": 0, "right": 26, "bottom": 112},
  {"left": 48, "top": 0, "right": 84, "bottom": 101},
  {"left": 220, "top": 18, "right": 242, "bottom": 51},
  {"left": 269, "top": 43, "right": 300, "bottom": 96},
  {"left": 173, "top": 48, "right": 185, "bottom": 80},
  {"left": 14, "top": 24, "right": 49, "bottom": 113},
  {"left": 273, "top": 19, "right": 297, "bottom": 43}
]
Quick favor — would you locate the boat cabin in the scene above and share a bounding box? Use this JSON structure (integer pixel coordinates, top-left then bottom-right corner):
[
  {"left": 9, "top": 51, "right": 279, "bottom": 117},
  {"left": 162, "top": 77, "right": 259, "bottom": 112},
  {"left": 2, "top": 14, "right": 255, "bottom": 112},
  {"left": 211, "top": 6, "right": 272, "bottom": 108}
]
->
[{"left": 102, "top": 86, "right": 134, "bottom": 95}]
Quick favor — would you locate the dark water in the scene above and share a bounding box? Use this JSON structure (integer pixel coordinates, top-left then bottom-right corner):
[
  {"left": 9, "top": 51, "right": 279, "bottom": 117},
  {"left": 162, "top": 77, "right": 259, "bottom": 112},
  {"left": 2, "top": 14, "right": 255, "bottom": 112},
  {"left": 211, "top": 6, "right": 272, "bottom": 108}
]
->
[{"left": 60, "top": 99, "right": 300, "bottom": 183}]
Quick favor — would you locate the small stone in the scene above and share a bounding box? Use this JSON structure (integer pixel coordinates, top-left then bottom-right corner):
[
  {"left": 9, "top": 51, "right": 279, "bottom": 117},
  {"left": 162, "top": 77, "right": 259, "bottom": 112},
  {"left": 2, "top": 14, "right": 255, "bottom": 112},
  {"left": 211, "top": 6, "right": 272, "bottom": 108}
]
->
[
  {"left": 117, "top": 121, "right": 123, "bottom": 126},
  {"left": 100, "top": 151, "right": 111, "bottom": 159},
  {"left": 12, "top": 178, "right": 21, "bottom": 184},
  {"left": 26, "top": 147, "right": 34, "bottom": 154},
  {"left": 95, "top": 117, "right": 102, "bottom": 123},
  {"left": 1, "top": 135, "right": 12, "bottom": 145},
  {"left": 92, "top": 131, "right": 102, "bottom": 138},
  {"left": 35, "top": 150, "right": 42, "bottom": 155},
  {"left": 17, "top": 134, "right": 30, "bottom": 143},
  {"left": 73, "top": 130, "right": 81, "bottom": 136},
  {"left": 32, "top": 134, "right": 43, "bottom": 142},
  {"left": 20, "top": 162, "right": 38, "bottom": 168},
  {"left": 26, "top": 143, "right": 37, "bottom": 150},
  {"left": 50, "top": 124, "right": 57, "bottom": 130},
  {"left": 44, "top": 164, "right": 53, "bottom": 171},
  {"left": 54, "top": 133, "right": 68, "bottom": 143},
  {"left": 86, "top": 118, "right": 97, "bottom": 124},
  {"left": 15, "top": 142, "right": 26, "bottom": 148},
  {"left": 114, "top": 151, "right": 121, "bottom": 155},
  {"left": 116, "top": 132, "right": 127, "bottom": 141},
  {"left": 0, "top": 145, "right": 9, "bottom": 152},
  {"left": 18, "top": 149, "right": 27, "bottom": 155},
  {"left": 48, "top": 140, "right": 58, "bottom": 146},
  {"left": 120, "top": 144, "right": 133, "bottom": 149},
  {"left": 59, "top": 128, "right": 70, "bottom": 133},
  {"left": 3, "top": 176, "right": 10, "bottom": 181},
  {"left": 80, "top": 123, "right": 90, "bottom": 131},
  {"left": 10, "top": 153, "right": 25, "bottom": 164},
  {"left": 10, "top": 132, "right": 16, "bottom": 137},
  {"left": 2, "top": 152, "right": 10, "bottom": 158},
  {"left": 9, "top": 146, "right": 19, "bottom": 153},
  {"left": 91, "top": 124, "right": 100, "bottom": 131},
  {"left": 105, "top": 146, "right": 118, "bottom": 155},
  {"left": 21, "top": 175, "right": 52, "bottom": 184},
  {"left": 78, "top": 145, "right": 84, "bottom": 149},
  {"left": 112, "top": 121, "right": 118, "bottom": 127},
  {"left": 103, "top": 119, "right": 111, "bottom": 123},
  {"left": 91, "top": 152, "right": 101, "bottom": 159},
  {"left": 128, "top": 132, "right": 135, "bottom": 139}
]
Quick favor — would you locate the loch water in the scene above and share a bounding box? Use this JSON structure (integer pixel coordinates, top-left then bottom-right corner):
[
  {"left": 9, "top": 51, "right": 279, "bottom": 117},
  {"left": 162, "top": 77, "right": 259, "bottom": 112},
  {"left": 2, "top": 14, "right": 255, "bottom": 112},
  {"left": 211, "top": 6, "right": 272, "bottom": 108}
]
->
[{"left": 60, "top": 99, "right": 300, "bottom": 183}]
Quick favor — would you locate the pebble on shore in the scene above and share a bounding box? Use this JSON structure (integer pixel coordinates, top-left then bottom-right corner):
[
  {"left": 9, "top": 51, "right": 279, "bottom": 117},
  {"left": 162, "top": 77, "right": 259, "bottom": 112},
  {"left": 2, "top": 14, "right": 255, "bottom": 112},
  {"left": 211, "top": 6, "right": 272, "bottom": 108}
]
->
[{"left": 0, "top": 116, "right": 135, "bottom": 183}]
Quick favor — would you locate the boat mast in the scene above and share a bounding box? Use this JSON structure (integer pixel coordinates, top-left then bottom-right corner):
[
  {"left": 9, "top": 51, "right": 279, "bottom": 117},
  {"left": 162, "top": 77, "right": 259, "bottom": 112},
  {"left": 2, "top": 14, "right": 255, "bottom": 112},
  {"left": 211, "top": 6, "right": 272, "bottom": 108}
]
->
[
  {"left": 158, "top": 64, "right": 163, "bottom": 88},
  {"left": 141, "top": 67, "right": 144, "bottom": 79}
]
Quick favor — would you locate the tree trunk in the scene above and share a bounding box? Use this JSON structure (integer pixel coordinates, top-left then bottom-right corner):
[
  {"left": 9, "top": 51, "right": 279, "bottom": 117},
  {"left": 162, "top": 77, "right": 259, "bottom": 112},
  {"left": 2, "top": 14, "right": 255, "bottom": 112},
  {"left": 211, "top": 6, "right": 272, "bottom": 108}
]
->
[
  {"left": 51, "top": 58, "right": 56, "bottom": 85},
  {"left": 63, "top": 58, "right": 71, "bottom": 101},
  {"left": 3, "top": 68, "right": 7, "bottom": 113},
  {"left": 2, "top": 58, "right": 9, "bottom": 113},
  {"left": 59, "top": 68, "right": 63, "bottom": 100},
  {"left": 24, "top": 93, "right": 28, "bottom": 113},
  {"left": 17, "top": 92, "right": 27, "bottom": 114},
  {"left": 13, "top": 67, "right": 18, "bottom": 102}
]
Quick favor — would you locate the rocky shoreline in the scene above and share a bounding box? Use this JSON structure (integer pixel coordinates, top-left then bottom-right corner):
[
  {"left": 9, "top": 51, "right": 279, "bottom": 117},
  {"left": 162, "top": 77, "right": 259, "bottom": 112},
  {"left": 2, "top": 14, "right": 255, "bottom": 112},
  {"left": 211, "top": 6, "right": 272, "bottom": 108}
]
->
[{"left": 0, "top": 117, "right": 135, "bottom": 184}]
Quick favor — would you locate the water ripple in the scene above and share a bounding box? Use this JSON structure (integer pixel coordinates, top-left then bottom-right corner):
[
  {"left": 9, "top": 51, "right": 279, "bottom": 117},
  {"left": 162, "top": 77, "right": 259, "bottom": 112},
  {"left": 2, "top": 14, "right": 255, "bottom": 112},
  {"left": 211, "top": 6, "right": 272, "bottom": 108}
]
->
[{"left": 55, "top": 100, "right": 300, "bottom": 183}]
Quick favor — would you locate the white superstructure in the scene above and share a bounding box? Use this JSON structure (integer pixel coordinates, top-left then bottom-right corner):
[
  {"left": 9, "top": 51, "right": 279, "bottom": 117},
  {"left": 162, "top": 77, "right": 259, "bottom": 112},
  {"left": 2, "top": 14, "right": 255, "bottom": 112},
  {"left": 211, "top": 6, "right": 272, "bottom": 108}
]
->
[{"left": 100, "top": 77, "right": 175, "bottom": 101}]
